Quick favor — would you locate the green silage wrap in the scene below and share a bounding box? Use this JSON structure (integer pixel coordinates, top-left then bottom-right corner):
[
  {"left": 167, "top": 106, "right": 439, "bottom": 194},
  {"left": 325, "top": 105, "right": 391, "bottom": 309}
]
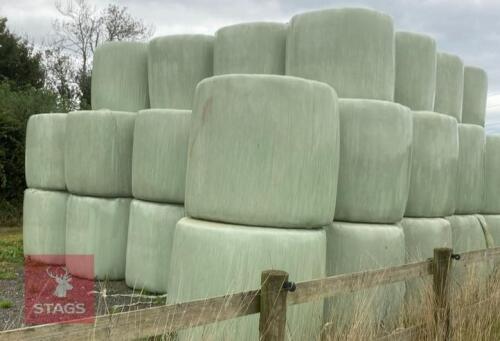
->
[
  {"left": 185, "top": 74, "right": 340, "bottom": 228},
  {"left": 167, "top": 218, "right": 326, "bottom": 340},
  {"left": 405, "top": 112, "right": 459, "bottom": 218},
  {"left": 446, "top": 215, "right": 491, "bottom": 291},
  {"left": 125, "top": 200, "right": 184, "bottom": 293},
  {"left": 394, "top": 32, "right": 437, "bottom": 111},
  {"left": 91, "top": 41, "right": 149, "bottom": 111},
  {"left": 23, "top": 189, "right": 68, "bottom": 265},
  {"left": 434, "top": 52, "right": 464, "bottom": 121},
  {"left": 462, "top": 66, "right": 488, "bottom": 127},
  {"left": 455, "top": 124, "right": 485, "bottom": 214},
  {"left": 65, "top": 110, "right": 136, "bottom": 197},
  {"left": 25, "top": 113, "right": 66, "bottom": 191},
  {"left": 214, "top": 22, "right": 286, "bottom": 75},
  {"left": 148, "top": 35, "right": 214, "bottom": 109},
  {"left": 132, "top": 109, "right": 191, "bottom": 203},
  {"left": 286, "top": 8, "right": 395, "bottom": 100},
  {"left": 66, "top": 194, "right": 130, "bottom": 280},
  {"left": 399, "top": 218, "right": 452, "bottom": 303},
  {"left": 334, "top": 99, "right": 412, "bottom": 224},
  {"left": 482, "top": 215, "right": 500, "bottom": 247},
  {"left": 325, "top": 222, "right": 405, "bottom": 329},
  {"left": 484, "top": 135, "right": 500, "bottom": 214}
]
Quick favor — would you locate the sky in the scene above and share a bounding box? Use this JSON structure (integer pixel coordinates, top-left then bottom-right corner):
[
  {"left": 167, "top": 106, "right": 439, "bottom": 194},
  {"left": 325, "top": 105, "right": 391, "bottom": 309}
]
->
[{"left": 2, "top": 0, "right": 500, "bottom": 131}]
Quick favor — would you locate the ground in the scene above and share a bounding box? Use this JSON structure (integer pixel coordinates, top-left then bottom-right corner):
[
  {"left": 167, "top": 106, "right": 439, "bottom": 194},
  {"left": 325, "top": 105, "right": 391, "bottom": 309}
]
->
[{"left": 0, "top": 227, "right": 166, "bottom": 331}]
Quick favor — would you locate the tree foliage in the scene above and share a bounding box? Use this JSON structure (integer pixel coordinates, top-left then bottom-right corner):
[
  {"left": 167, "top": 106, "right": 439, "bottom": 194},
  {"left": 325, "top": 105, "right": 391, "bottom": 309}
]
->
[
  {"left": 52, "top": 0, "right": 154, "bottom": 107},
  {"left": 0, "top": 18, "right": 45, "bottom": 90}
]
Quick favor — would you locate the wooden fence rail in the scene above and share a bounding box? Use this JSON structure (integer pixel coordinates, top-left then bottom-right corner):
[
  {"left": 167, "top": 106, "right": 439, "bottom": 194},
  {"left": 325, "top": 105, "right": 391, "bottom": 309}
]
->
[{"left": 2, "top": 246, "right": 500, "bottom": 341}]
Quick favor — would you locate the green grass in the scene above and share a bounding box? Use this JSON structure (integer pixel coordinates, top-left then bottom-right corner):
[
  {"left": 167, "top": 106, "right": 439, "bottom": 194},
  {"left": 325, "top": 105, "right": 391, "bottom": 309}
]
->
[
  {"left": 0, "top": 229, "right": 23, "bottom": 279},
  {"left": 0, "top": 299, "right": 13, "bottom": 309}
]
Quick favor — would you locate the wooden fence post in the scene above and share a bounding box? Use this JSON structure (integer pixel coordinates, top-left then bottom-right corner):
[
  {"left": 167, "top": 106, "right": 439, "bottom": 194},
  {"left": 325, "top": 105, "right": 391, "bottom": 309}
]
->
[
  {"left": 259, "top": 270, "right": 289, "bottom": 341},
  {"left": 433, "top": 248, "right": 452, "bottom": 341}
]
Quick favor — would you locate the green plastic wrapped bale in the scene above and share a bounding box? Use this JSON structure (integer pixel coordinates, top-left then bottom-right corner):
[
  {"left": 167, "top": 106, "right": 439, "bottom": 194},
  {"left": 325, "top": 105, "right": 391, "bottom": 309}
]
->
[
  {"left": 66, "top": 194, "right": 130, "bottom": 280},
  {"left": 434, "top": 52, "right": 464, "bottom": 121},
  {"left": 455, "top": 124, "right": 485, "bottom": 214},
  {"left": 462, "top": 66, "right": 488, "bottom": 127},
  {"left": 65, "top": 110, "right": 136, "bottom": 197},
  {"left": 484, "top": 135, "right": 500, "bottom": 214},
  {"left": 399, "top": 218, "right": 452, "bottom": 303},
  {"left": 148, "top": 35, "right": 214, "bottom": 109},
  {"left": 132, "top": 109, "right": 190, "bottom": 203},
  {"left": 125, "top": 200, "right": 184, "bottom": 293},
  {"left": 214, "top": 22, "right": 286, "bottom": 75},
  {"left": 482, "top": 215, "right": 500, "bottom": 247},
  {"left": 91, "top": 41, "right": 149, "bottom": 111},
  {"left": 23, "top": 189, "right": 67, "bottom": 265},
  {"left": 394, "top": 32, "right": 437, "bottom": 111},
  {"left": 335, "top": 99, "right": 412, "bottom": 223},
  {"left": 168, "top": 218, "right": 326, "bottom": 340},
  {"left": 325, "top": 222, "right": 405, "bottom": 329},
  {"left": 186, "top": 75, "right": 339, "bottom": 228},
  {"left": 25, "top": 113, "right": 66, "bottom": 190},
  {"left": 405, "top": 112, "right": 459, "bottom": 217},
  {"left": 286, "top": 8, "right": 395, "bottom": 100},
  {"left": 446, "top": 215, "right": 490, "bottom": 291}
]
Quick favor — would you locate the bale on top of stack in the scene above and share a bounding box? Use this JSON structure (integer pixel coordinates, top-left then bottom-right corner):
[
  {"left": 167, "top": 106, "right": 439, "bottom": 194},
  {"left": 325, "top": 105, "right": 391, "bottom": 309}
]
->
[
  {"left": 214, "top": 22, "right": 287, "bottom": 75},
  {"left": 286, "top": 8, "right": 408, "bottom": 328},
  {"left": 24, "top": 113, "right": 68, "bottom": 265},
  {"left": 125, "top": 34, "right": 215, "bottom": 293},
  {"left": 168, "top": 74, "right": 340, "bottom": 340}
]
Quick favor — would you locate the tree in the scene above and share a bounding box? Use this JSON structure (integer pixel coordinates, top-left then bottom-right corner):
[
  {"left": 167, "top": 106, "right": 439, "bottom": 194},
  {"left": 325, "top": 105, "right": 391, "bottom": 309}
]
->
[
  {"left": 0, "top": 17, "right": 45, "bottom": 90},
  {"left": 52, "top": 0, "right": 154, "bottom": 108}
]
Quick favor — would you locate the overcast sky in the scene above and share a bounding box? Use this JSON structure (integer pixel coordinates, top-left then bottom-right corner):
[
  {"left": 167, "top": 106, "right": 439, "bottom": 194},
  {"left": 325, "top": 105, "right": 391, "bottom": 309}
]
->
[{"left": 2, "top": 0, "right": 500, "bottom": 130}]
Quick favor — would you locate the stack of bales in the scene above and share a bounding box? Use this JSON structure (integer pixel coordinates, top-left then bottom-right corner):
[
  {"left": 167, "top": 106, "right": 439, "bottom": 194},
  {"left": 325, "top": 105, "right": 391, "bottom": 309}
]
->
[
  {"left": 64, "top": 42, "right": 148, "bottom": 280},
  {"left": 167, "top": 23, "right": 335, "bottom": 340},
  {"left": 434, "top": 51, "right": 491, "bottom": 286},
  {"left": 286, "top": 8, "right": 410, "bottom": 328},
  {"left": 23, "top": 114, "right": 68, "bottom": 265},
  {"left": 394, "top": 32, "right": 457, "bottom": 302},
  {"left": 125, "top": 34, "right": 213, "bottom": 293}
]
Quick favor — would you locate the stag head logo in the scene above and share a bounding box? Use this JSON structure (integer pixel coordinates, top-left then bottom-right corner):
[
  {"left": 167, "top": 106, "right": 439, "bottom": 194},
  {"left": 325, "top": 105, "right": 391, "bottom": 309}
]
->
[{"left": 46, "top": 267, "right": 73, "bottom": 298}]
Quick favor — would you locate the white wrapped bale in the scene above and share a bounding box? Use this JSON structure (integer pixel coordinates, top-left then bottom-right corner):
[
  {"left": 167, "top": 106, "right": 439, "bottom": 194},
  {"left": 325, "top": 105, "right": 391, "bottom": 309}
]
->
[
  {"left": 483, "top": 135, "right": 500, "bottom": 214},
  {"left": 91, "top": 41, "right": 149, "bottom": 111},
  {"left": 65, "top": 110, "right": 136, "bottom": 197},
  {"left": 455, "top": 124, "right": 485, "bottom": 214},
  {"left": 399, "top": 218, "right": 452, "bottom": 303},
  {"left": 394, "top": 32, "right": 437, "bottom": 111},
  {"left": 405, "top": 112, "right": 459, "bottom": 217},
  {"left": 132, "top": 109, "right": 190, "bottom": 203},
  {"left": 446, "top": 215, "right": 490, "bottom": 290},
  {"left": 25, "top": 113, "right": 66, "bottom": 190},
  {"left": 66, "top": 194, "right": 130, "bottom": 280},
  {"left": 335, "top": 99, "right": 412, "bottom": 224},
  {"left": 167, "top": 218, "right": 326, "bottom": 340},
  {"left": 214, "top": 22, "right": 286, "bottom": 75},
  {"left": 23, "top": 189, "right": 67, "bottom": 265},
  {"left": 482, "top": 215, "right": 500, "bottom": 247},
  {"left": 434, "top": 52, "right": 464, "bottom": 121},
  {"left": 286, "top": 8, "right": 395, "bottom": 100},
  {"left": 125, "top": 200, "right": 184, "bottom": 293},
  {"left": 148, "top": 35, "right": 214, "bottom": 109},
  {"left": 462, "top": 66, "right": 488, "bottom": 127},
  {"left": 325, "top": 222, "right": 405, "bottom": 328},
  {"left": 186, "top": 75, "right": 339, "bottom": 228}
]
